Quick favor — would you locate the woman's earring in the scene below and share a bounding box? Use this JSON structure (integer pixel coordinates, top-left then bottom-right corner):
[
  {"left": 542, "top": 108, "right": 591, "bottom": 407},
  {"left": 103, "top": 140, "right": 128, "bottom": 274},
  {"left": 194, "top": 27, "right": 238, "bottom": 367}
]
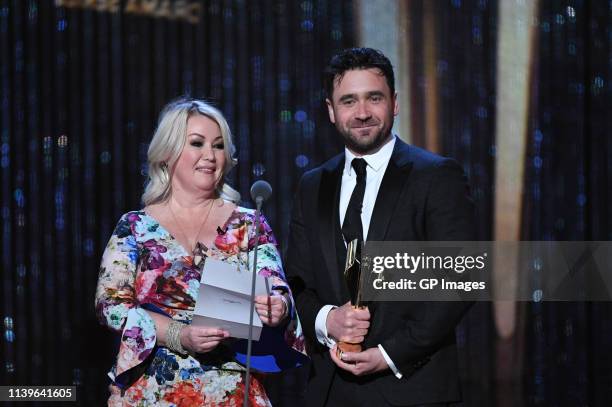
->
[{"left": 161, "top": 162, "right": 168, "bottom": 170}]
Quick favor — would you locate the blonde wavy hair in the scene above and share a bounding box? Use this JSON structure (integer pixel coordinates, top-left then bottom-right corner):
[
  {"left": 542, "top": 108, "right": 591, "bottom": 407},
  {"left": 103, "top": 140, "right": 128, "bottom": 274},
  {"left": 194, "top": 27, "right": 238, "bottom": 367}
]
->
[{"left": 142, "top": 98, "right": 240, "bottom": 205}]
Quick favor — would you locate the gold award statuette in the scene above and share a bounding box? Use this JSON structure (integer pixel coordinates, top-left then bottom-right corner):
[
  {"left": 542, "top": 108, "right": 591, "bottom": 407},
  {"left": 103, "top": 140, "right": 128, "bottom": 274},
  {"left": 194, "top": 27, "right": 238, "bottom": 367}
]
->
[{"left": 337, "top": 239, "right": 365, "bottom": 358}]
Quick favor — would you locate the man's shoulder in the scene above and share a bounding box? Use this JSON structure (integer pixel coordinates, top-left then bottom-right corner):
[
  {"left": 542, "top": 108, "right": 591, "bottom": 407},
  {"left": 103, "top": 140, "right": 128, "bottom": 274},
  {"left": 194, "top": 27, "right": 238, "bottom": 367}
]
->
[{"left": 395, "top": 138, "right": 449, "bottom": 170}]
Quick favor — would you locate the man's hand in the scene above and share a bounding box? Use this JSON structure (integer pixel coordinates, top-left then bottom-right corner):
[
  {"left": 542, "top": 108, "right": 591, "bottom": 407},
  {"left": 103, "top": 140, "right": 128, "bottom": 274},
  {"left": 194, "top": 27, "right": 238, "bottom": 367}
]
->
[
  {"left": 326, "top": 301, "right": 370, "bottom": 343},
  {"left": 329, "top": 345, "right": 389, "bottom": 376}
]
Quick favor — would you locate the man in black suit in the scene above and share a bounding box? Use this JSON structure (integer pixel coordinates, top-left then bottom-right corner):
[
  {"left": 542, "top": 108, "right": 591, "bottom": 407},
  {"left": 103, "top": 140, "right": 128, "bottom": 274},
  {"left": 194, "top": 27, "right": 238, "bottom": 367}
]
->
[{"left": 285, "top": 48, "right": 475, "bottom": 406}]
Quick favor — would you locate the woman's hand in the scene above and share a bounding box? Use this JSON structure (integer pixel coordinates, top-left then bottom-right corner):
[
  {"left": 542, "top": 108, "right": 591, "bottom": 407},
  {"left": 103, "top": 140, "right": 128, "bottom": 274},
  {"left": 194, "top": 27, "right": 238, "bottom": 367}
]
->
[
  {"left": 180, "top": 326, "right": 229, "bottom": 354},
  {"left": 255, "top": 293, "right": 288, "bottom": 327}
]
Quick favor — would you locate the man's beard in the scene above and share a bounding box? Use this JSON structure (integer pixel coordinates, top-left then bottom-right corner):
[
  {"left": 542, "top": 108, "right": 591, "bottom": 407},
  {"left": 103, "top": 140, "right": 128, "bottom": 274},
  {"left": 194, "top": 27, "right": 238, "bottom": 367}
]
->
[{"left": 337, "top": 122, "right": 392, "bottom": 155}]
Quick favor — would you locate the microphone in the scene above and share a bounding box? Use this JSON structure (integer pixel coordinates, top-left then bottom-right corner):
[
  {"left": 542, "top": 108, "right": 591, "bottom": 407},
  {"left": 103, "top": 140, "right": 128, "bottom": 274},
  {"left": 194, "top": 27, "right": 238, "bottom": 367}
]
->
[
  {"left": 244, "top": 179, "right": 272, "bottom": 407},
  {"left": 250, "top": 180, "right": 272, "bottom": 209}
]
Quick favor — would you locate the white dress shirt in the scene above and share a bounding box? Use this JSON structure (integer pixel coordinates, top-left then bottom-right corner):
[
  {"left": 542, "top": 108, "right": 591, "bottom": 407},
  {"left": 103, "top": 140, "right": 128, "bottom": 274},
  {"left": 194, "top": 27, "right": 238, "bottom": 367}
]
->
[{"left": 314, "top": 135, "right": 403, "bottom": 379}]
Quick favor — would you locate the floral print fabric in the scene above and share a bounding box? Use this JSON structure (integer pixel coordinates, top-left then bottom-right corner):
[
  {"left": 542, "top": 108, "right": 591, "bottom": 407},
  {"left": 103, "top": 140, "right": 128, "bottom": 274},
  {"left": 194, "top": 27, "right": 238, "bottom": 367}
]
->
[{"left": 96, "top": 207, "right": 305, "bottom": 406}]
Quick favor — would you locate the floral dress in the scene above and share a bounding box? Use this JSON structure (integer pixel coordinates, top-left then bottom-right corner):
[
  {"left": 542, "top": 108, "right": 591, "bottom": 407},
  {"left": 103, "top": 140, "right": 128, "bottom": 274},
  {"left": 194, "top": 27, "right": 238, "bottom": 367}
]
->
[{"left": 95, "top": 206, "right": 306, "bottom": 406}]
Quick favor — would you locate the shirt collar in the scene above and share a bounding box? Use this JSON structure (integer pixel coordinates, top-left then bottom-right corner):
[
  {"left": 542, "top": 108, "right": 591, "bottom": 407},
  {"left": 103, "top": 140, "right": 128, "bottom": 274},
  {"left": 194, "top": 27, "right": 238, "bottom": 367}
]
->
[{"left": 344, "top": 135, "right": 396, "bottom": 176}]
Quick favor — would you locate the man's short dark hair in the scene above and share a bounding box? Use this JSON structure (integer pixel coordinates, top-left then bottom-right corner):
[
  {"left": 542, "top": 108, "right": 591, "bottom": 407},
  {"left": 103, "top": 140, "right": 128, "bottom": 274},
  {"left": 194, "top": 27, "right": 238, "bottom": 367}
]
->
[{"left": 324, "top": 47, "right": 395, "bottom": 99}]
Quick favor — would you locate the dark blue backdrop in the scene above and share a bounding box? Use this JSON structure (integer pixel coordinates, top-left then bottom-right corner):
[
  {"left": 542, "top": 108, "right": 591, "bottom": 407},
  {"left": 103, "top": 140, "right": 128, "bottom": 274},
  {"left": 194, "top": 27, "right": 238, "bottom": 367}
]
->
[{"left": 1, "top": 1, "right": 610, "bottom": 406}]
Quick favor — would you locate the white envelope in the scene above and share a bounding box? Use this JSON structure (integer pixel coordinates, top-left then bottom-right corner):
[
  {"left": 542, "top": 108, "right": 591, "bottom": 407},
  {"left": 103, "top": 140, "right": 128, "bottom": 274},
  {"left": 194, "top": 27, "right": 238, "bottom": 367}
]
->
[{"left": 192, "top": 258, "right": 269, "bottom": 340}]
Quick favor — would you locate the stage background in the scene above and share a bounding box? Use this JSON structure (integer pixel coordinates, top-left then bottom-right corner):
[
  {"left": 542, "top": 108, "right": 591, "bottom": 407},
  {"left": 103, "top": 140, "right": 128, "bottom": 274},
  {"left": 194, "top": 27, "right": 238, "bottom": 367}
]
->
[{"left": 1, "top": 1, "right": 610, "bottom": 406}]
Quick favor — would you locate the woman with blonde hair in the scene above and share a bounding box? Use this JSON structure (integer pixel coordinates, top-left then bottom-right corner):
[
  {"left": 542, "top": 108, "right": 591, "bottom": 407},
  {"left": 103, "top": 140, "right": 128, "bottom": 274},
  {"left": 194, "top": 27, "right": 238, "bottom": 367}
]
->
[{"left": 96, "top": 98, "right": 305, "bottom": 406}]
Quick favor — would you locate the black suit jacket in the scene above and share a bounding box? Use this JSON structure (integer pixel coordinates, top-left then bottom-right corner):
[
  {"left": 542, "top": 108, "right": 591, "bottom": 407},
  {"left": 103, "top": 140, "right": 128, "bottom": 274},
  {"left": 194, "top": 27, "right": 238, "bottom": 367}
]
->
[{"left": 286, "top": 138, "right": 475, "bottom": 406}]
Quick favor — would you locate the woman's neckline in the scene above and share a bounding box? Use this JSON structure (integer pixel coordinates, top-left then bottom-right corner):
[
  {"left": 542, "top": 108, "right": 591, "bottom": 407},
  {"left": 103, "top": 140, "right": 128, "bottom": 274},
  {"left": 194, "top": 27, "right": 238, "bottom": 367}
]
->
[{"left": 141, "top": 205, "right": 240, "bottom": 257}]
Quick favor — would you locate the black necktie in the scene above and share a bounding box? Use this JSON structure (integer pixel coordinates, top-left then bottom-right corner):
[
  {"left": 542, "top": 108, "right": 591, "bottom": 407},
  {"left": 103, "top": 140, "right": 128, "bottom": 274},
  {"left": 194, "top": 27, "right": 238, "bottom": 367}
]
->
[{"left": 342, "top": 158, "right": 368, "bottom": 244}]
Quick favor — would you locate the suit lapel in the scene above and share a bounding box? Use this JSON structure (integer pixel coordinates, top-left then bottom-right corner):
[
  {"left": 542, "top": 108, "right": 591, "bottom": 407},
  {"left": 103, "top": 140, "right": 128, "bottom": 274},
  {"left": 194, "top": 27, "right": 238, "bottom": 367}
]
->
[
  {"left": 318, "top": 155, "right": 344, "bottom": 302},
  {"left": 367, "top": 139, "right": 413, "bottom": 242}
]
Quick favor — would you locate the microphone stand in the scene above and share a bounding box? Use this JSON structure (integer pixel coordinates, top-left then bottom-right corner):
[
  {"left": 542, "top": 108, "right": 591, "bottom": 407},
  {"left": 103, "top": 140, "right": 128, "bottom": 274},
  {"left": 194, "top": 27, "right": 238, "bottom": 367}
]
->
[{"left": 243, "top": 197, "right": 263, "bottom": 407}]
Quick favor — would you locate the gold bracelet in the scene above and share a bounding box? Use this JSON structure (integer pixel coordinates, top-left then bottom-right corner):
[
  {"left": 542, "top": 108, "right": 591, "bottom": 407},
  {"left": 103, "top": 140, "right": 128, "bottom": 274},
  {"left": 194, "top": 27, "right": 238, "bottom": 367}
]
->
[{"left": 166, "top": 320, "right": 188, "bottom": 356}]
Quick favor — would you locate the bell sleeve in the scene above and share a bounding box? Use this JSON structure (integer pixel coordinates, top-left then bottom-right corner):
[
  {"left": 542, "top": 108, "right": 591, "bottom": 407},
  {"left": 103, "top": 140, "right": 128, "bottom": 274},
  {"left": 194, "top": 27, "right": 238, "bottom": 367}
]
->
[
  {"left": 95, "top": 212, "right": 157, "bottom": 387},
  {"left": 232, "top": 212, "right": 308, "bottom": 370}
]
